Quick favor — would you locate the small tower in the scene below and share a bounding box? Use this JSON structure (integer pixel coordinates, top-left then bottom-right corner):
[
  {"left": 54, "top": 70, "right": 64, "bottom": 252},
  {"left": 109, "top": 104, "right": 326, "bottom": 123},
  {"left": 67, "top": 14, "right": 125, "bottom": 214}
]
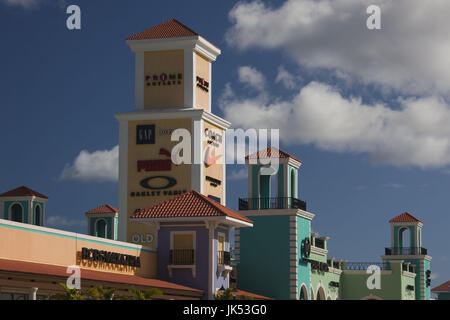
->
[
  {"left": 0, "top": 186, "right": 48, "bottom": 226},
  {"left": 85, "top": 205, "right": 119, "bottom": 240},
  {"left": 383, "top": 212, "right": 432, "bottom": 300},
  {"left": 237, "top": 147, "right": 319, "bottom": 300}
]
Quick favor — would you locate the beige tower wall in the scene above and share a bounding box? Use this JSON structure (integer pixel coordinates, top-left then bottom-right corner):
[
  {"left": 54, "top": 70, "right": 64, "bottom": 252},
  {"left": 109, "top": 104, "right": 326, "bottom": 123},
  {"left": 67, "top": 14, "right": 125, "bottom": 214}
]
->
[
  {"left": 127, "top": 118, "right": 192, "bottom": 247},
  {"left": 143, "top": 50, "right": 184, "bottom": 109},
  {"left": 195, "top": 53, "right": 210, "bottom": 111}
]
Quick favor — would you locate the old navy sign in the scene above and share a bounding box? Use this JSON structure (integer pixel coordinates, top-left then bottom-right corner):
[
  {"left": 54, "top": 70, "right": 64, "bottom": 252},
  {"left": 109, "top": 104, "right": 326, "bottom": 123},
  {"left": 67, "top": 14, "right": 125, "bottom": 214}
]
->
[{"left": 81, "top": 247, "right": 141, "bottom": 268}]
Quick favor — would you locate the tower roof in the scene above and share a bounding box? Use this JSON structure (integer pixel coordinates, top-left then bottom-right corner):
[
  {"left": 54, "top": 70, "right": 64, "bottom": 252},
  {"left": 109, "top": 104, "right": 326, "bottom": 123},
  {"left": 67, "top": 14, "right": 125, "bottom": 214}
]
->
[
  {"left": 389, "top": 212, "right": 423, "bottom": 223},
  {"left": 432, "top": 281, "right": 450, "bottom": 293},
  {"left": 86, "top": 204, "right": 118, "bottom": 215},
  {"left": 131, "top": 190, "right": 252, "bottom": 225},
  {"left": 0, "top": 186, "right": 48, "bottom": 199},
  {"left": 127, "top": 18, "right": 199, "bottom": 41},
  {"left": 245, "top": 147, "right": 302, "bottom": 164}
]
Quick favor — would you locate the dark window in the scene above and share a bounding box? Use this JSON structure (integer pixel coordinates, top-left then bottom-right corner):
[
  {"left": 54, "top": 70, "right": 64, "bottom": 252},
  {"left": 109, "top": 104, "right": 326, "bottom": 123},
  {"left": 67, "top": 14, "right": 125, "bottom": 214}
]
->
[
  {"left": 208, "top": 195, "right": 221, "bottom": 203},
  {"left": 96, "top": 219, "right": 107, "bottom": 238},
  {"left": 35, "top": 205, "right": 41, "bottom": 226},
  {"left": 11, "top": 204, "right": 23, "bottom": 223}
]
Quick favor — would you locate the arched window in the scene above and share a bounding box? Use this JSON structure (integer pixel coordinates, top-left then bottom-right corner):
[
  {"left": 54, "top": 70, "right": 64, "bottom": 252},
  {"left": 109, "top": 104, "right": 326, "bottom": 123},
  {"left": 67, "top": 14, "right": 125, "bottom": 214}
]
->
[
  {"left": 398, "top": 227, "right": 411, "bottom": 254},
  {"left": 10, "top": 204, "right": 23, "bottom": 223},
  {"left": 96, "top": 219, "right": 107, "bottom": 238},
  {"left": 290, "top": 169, "right": 295, "bottom": 198},
  {"left": 35, "top": 205, "right": 41, "bottom": 226}
]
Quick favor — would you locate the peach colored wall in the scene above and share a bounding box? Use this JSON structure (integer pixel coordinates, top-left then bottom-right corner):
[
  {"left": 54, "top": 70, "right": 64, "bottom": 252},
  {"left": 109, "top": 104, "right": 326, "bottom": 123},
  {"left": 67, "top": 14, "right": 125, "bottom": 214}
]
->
[{"left": 0, "top": 220, "right": 156, "bottom": 278}]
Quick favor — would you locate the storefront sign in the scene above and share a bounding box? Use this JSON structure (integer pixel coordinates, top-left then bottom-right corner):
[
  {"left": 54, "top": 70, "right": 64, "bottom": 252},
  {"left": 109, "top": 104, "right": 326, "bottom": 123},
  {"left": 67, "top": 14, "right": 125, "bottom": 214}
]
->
[
  {"left": 131, "top": 233, "right": 154, "bottom": 244},
  {"left": 140, "top": 176, "right": 177, "bottom": 190},
  {"left": 206, "top": 175, "right": 221, "bottom": 187},
  {"left": 136, "top": 125, "right": 155, "bottom": 145},
  {"left": 137, "top": 148, "right": 172, "bottom": 172},
  {"left": 146, "top": 73, "right": 183, "bottom": 87},
  {"left": 204, "top": 128, "right": 222, "bottom": 144},
  {"left": 130, "top": 189, "right": 186, "bottom": 197},
  {"left": 196, "top": 76, "right": 209, "bottom": 92},
  {"left": 303, "top": 258, "right": 329, "bottom": 272},
  {"left": 81, "top": 247, "right": 141, "bottom": 268}
]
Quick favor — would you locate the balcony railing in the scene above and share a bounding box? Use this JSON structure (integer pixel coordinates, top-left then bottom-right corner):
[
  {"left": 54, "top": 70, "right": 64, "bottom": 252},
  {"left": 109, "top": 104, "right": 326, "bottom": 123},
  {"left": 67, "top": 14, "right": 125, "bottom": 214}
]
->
[
  {"left": 343, "top": 262, "right": 391, "bottom": 271},
  {"left": 238, "top": 197, "right": 307, "bottom": 211},
  {"left": 218, "top": 251, "right": 231, "bottom": 266},
  {"left": 384, "top": 247, "right": 428, "bottom": 256},
  {"left": 169, "top": 249, "right": 195, "bottom": 265}
]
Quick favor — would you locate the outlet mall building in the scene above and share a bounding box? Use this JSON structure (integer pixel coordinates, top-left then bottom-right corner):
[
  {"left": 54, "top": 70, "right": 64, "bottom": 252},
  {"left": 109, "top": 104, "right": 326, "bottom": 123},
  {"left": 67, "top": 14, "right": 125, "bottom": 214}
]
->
[{"left": 0, "top": 19, "right": 435, "bottom": 300}]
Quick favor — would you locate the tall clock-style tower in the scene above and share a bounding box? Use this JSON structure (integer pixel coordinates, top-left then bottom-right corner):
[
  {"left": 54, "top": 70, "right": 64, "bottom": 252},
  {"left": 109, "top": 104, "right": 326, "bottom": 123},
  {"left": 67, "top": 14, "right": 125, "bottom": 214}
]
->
[{"left": 115, "top": 19, "right": 229, "bottom": 247}]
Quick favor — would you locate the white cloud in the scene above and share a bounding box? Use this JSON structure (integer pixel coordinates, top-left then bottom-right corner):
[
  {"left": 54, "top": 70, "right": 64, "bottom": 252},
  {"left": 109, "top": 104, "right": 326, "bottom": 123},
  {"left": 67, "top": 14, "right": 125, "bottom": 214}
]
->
[
  {"left": 226, "top": 0, "right": 450, "bottom": 96},
  {"left": 383, "top": 183, "right": 405, "bottom": 189},
  {"left": 276, "top": 66, "right": 300, "bottom": 90},
  {"left": 60, "top": 146, "right": 118, "bottom": 182},
  {"left": 46, "top": 215, "right": 87, "bottom": 228},
  {"left": 238, "top": 66, "right": 266, "bottom": 91},
  {"left": 431, "top": 272, "right": 439, "bottom": 280},
  {"left": 228, "top": 168, "right": 248, "bottom": 181},
  {"left": 221, "top": 81, "right": 450, "bottom": 169},
  {"left": 2, "top": 0, "right": 40, "bottom": 8}
]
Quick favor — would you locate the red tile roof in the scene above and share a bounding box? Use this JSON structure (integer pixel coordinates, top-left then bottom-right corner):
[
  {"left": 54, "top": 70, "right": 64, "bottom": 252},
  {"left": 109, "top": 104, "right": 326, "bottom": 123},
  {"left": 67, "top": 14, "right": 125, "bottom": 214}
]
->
[
  {"left": 432, "top": 281, "right": 450, "bottom": 293},
  {"left": 86, "top": 204, "right": 118, "bottom": 215},
  {"left": 235, "top": 289, "right": 274, "bottom": 300},
  {"left": 0, "top": 258, "right": 202, "bottom": 295},
  {"left": 131, "top": 190, "right": 253, "bottom": 224},
  {"left": 127, "top": 19, "right": 199, "bottom": 41},
  {"left": 0, "top": 186, "right": 48, "bottom": 199},
  {"left": 389, "top": 212, "right": 423, "bottom": 223},
  {"left": 245, "top": 147, "right": 302, "bottom": 163}
]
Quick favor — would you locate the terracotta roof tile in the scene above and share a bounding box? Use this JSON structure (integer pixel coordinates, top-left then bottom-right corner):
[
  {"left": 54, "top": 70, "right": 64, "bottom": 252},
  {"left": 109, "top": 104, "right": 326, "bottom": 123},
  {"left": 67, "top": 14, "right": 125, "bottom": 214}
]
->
[
  {"left": 131, "top": 190, "right": 252, "bottom": 224},
  {"left": 86, "top": 204, "right": 118, "bottom": 215},
  {"left": 235, "top": 289, "right": 274, "bottom": 300},
  {"left": 0, "top": 186, "right": 48, "bottom": 199},
  {"left": 245, "top": 147, "right": 302, "bottom": 163},
  {"left": 432, "top": 281, "right": 450, "bottom": 293},
  {"left": 0, "top": 258, "right": 202, "bottom": 295},
  {"left": 389, "top": 212, "right": 423, "bottom": 223},
  {"left": 127, "top": 19, "right": 198, "bottom": 41}
]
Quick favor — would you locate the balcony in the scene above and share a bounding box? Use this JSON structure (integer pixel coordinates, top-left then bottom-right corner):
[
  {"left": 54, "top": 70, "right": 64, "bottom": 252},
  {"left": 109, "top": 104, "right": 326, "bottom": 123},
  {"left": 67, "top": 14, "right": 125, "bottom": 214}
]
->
[
  {"left": 238, "top": 197, "right": 307, "bottom": 211},
  {"left": 384, "top": 247, "right": 428, "bottom": 256},
  {"left": 218, "top": 251, "right": 231, "bottom": 266},
  {"left": 343, "top": 262, "right": 391, "bottom": 271},
  {"left": 169, "top": 249, "right": 195, "bottom": 265}
]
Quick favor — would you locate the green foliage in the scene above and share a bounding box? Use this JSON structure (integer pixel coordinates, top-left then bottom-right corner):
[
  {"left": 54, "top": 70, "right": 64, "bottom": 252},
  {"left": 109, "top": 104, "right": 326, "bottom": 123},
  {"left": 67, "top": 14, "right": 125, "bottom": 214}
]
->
[
  {"left": 49, "top": 283, "right": 84, "bottom": 300},
  {"left": 129, "top": 286, "right": 163, "bottom": 300},
  {"left": 87, "top": 286, "right": 116, "bottom": 300},
  {"left": 215, "top": 288, "right": 256, "bottom": 300},
  {"left": 48, "top": 283, "right": 163, "bottom": 300}
]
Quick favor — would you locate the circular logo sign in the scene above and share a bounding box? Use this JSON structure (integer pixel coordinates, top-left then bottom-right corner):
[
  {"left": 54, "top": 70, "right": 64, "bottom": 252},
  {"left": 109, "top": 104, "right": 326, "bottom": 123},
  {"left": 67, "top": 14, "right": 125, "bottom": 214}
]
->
[{"left": 140, "top": 176, "right": 177, "bottom": 190}]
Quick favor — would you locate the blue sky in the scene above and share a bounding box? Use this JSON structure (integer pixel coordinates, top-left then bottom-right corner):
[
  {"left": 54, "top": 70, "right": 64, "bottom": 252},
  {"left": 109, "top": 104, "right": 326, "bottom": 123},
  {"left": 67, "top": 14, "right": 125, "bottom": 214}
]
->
[{"left": 1, "top": 0, "right": 449, "bottom": 286}]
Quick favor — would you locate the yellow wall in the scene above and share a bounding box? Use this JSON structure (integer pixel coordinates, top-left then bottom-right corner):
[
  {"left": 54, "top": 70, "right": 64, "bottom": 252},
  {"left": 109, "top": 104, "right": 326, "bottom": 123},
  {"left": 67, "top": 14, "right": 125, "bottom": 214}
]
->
[
  {"left": 0, "top": 221, "right": 156, "bottom": 278},
  {"left": 195, "top": 53, "right": 210, "bottom": 111},
  {"left": 144, "top": 50, "right": 184, "bottom": 109},
  {"left": 127, "top": 119, "right": 192, "bottom": 247},
  {"left": 203, "top": 120, "right": 224, "bottom": 202}
]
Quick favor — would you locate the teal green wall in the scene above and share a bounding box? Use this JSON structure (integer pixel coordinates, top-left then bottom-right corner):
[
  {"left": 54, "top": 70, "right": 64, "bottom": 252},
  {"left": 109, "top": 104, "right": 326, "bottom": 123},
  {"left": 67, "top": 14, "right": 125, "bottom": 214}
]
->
[
  {"left": 32, "top": 201, "right": 44, "bottom": 226},
  {"left": 393, "top": 225, "right": 416, "bottom": 250},
  {"left": 297, "top": 216, "right": 310, "bottom": 299},
  {"left": 238, "top": 215, "right": 291, "bottom": 299},
  {"left": 340, "top": 262, "right": 413, "bottom": 300},
  {"left": 89, "top": 217, "right": 113, "bottom": 239},
  {"left": 437, "top": 292, "right": 450, "bottom": 300},
  {"left": 3, "top": 200, "right": 29, "bottom": 223},
  {"left": 287, "top": 165, "right": 298, "bottom": 199}
]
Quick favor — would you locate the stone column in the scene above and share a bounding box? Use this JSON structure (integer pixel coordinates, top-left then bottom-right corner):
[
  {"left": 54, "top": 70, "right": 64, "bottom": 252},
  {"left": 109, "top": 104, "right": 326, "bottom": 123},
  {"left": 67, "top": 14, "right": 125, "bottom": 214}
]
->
[{"left": 29, "top": 287, "right": 38, "bottom": 300}]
